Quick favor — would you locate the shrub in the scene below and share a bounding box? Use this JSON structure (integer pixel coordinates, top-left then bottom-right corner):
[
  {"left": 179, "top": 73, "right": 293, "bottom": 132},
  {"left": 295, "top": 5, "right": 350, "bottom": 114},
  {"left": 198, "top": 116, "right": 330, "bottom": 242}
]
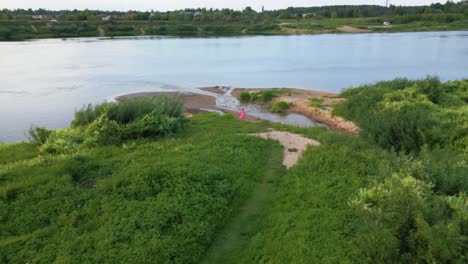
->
[
  {"left": 334, "top": 77, "right": 468, "bottom": 153},
  {"left": 71, "top": 102, "right": 112, "bottom": 127},
  {"left": 85, "top": 115, "right": 123, "bottom": 146},
  {"left": 123, "top": 112, "right": 184, "bottom": 139},
  {"left": 270, "top": 101, "right": 290, "bottom": 113},
  {"left": 40, "top": 128, "right": 86, "bottom": 154},
  {"left": 258, "top": 90, "right": 277, "bottom": 103},
  {"left": 352, "top": 172, "right": 467, "bottom": 263},
  {"left": 72, "top": 95, "right": 184, "bottom": 126},
  {"left": 239, "top": 91, "right": 251, "bottom": 102},
  {"left": 28, "top": 126, "right": 52, "bottom": 145}
]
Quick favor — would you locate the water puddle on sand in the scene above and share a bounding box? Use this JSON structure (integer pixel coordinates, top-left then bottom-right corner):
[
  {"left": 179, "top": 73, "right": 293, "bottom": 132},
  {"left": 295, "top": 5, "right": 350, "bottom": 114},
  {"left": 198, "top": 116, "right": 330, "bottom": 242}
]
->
[{"left": 212, "top": 86, "right": 325, "bottom": 128}]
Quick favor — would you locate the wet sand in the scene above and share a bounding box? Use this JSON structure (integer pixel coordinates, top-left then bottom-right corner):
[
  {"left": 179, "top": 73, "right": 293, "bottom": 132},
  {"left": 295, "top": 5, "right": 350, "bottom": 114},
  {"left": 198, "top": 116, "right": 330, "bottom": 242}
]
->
[
  {"left": 116, "top": 86, "right": 359, "bottom": 135},
  {"left": 232, "top": 88, "right": 359, "bottom": 135}
]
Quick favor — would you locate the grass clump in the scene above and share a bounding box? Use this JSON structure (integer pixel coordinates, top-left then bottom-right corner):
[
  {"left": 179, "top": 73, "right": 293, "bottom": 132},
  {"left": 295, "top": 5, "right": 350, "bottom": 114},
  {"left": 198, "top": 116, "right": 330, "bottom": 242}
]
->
[
  {"left": 239, "top": 89, "right": 292, "bottom": 104},
  {"left": 270, "top": 101, "right": 291, "bottom": 113},
  {"left": 309, "top": 97, "right": 325, "bottom": 109},
  {"left": 42, "top": 95, "right": 186, "bottom": 154},
  {"left": 239, "top": 91, "right": 251, "bottom": 102},
  {"left": 27, "top": 126, "right": 52, "bottom": 145}
]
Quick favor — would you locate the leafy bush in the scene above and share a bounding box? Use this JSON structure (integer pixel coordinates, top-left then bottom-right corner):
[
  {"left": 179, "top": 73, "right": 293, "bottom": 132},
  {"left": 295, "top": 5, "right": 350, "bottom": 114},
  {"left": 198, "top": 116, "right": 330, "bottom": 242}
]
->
[
  {"left": 270, "top": 101, "right": 290, "bottom": 113},
  {"left": 352, "top": 172, "right": 467, "bottom": 263},
  {"left": 239, "top": 91, "right": 251, "bottom": 102},
  {"left": 123, "top": 112, "right": 183, "bottom": 139},
  {"left": 28, "top": 126, "right": 52, "bottom": 145},
  {"left": 334, "top": 77, "right": 468, "bottom": 153},
  {"left": 71, "top": 102, "right": 113, "bottom": 127},
  {"left": 70, "top": 96, "right": 185, "bottom": 146},
  {"left": 85, "top": 115, "right": 123, "bottom": 146},
  {"left": 40, "top": 128, "right": 86, "bottom": 154}
]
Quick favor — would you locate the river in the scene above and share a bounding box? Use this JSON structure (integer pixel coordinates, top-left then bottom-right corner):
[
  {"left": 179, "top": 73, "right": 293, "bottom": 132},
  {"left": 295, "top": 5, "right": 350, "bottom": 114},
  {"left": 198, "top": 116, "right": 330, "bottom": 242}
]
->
[{"left": 1, "top": 31, "right": 468, "bottom": 142}]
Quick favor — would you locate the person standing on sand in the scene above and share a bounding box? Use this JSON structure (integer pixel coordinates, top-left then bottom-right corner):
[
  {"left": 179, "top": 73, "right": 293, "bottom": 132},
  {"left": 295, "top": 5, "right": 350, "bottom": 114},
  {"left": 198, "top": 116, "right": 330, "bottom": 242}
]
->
[{"left": 240, "top": 107, "right": 246, "bottom": 120}]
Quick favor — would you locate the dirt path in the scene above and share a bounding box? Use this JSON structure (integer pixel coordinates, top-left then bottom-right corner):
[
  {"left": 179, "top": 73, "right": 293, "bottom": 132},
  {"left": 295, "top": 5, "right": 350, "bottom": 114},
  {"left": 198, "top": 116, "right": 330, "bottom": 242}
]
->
[
  {"left": 97, "top": 25, "right": 105, "bottom": 37},
  {"left": 200, "top": 146, "right": 285, "bottom": 264},
  {"left": 338, "top": 26, "right": 371, "bottom": 33},
  {"left": 252, "top": 131, "right": 320, "bottom": 169}
]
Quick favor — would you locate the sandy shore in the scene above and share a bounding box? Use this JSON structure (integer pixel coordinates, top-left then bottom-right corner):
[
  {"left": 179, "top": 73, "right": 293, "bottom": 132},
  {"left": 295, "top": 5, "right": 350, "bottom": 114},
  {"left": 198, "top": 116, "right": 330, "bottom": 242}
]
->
[
  {"left": 116, "top": 86, "right": 359, "bottom": 135},
  {"left": 232, "top": 88, "right": 359, "bottom": 135}
]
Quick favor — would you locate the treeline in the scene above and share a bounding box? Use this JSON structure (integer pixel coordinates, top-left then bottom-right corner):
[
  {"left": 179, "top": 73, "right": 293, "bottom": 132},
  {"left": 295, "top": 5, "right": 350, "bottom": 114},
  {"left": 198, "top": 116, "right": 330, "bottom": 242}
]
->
[{"left": 1, "top": 1, "right": 467, "bottom": 22}]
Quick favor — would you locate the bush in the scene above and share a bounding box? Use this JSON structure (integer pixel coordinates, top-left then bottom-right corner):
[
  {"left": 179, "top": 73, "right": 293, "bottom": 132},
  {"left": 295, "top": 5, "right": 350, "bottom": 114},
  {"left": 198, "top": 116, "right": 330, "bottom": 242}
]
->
[
  {"left": 123, "top": 112, "right": 184, "bottom": 139},
  {"left": 28, "top": 126, "right": 52, "bottom": 145},
  {"left": 239, "top": 91, "right": 251, "bottom": 102},
  {"left": 352, "top": 172, "right": 467, "bottom": 263},
  {"left": 334, "top": 77, "right": 468, "bottom": 153},
  {"left": 73, "top": 95, "right": 184, "bottom": 126},
  {"left": 40, "top": 128, "right": 86, "bottom": 154},
  {"left": 85, "top": 115, "right": 123, "bottom": 146},
  {"left": 270, "top": 101, "right": 290, "bottom": 113}
]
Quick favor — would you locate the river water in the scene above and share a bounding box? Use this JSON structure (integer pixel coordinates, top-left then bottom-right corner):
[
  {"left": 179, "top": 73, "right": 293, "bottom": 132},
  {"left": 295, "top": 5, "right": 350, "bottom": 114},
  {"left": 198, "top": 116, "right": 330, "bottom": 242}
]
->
[{"left": 1, "top": 31, "right": 467, "bottom": 142}]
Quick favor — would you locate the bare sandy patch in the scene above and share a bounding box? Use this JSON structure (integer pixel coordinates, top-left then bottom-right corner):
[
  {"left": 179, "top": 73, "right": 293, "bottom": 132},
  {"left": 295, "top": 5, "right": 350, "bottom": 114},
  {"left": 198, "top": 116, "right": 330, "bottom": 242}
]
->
[
  {"left": 252, "top": 131, "right": 320, "bottom": 169},
  {"left": 273, "top": 91, "right": 360, "bottom": 135},
  {"left": 199, "top": 86, "right": 228, "bottom": 95},
  {"left": 233, "top": 88, "right": 360, "bottom": 135},
  {"left": 338, "top": 26, "right": 371, "bottom": 33}
]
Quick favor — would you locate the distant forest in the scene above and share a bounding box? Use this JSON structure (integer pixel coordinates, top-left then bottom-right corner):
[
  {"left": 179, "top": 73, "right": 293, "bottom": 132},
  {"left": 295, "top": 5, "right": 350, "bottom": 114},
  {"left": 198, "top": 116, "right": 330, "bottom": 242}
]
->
[{"left": 1, "top": 1, "right": 467, "bottom": 22}]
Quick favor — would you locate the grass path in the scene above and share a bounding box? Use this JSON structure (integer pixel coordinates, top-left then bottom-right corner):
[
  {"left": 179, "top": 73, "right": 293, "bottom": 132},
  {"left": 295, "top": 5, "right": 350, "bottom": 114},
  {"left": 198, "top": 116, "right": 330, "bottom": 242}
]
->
[{"left": 200, "top": 145, "right": 285, "bottom": 264}]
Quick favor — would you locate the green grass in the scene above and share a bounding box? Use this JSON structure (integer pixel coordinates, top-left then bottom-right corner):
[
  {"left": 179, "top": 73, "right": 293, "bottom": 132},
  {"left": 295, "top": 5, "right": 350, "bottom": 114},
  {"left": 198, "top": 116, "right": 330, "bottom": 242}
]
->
[
  {"left": 270, "top": 101, "right": 291, "bottom": 113},
  {"left": 217, "top": 133, "right": 399, "bottom": 263},
  {"left": 0, "top": 142, "right": 39, "bottom": 165},
  {"left": 1, "top": 81, "right": 466, "bottom": 262},
  {"left": 309, "top": 97, "right": 325, "bottom": 109},
  {"left": 0, "top": 113, "right": 284, "bottom": 263}
]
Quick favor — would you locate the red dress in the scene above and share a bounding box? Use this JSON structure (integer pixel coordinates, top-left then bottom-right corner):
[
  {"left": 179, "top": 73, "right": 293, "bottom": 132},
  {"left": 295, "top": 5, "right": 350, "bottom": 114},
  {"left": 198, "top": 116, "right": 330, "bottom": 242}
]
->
[{"left": 240, "top": 110, "right": 246, "bottom": 120}]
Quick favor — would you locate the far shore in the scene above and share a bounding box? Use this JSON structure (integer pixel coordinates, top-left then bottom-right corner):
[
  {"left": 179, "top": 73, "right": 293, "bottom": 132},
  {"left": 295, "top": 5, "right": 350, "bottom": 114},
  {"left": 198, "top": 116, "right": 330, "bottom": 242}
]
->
[{"left": 116, "top": 86, "right": 360, "bottom": 135}]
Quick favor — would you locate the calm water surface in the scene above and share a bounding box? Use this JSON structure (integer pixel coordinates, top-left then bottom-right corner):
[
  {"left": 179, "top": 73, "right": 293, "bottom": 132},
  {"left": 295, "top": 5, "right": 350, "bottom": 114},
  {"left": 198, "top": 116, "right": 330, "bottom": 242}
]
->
[{"left": 1, "top": 31, "right": 468, "bottom": 142}]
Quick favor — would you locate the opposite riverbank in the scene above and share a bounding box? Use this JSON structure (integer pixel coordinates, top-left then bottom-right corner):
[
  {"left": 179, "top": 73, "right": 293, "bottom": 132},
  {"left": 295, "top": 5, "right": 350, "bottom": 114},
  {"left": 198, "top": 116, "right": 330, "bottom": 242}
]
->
[{"left": 1, "top": 16, "right": 467, "bottom": 41}]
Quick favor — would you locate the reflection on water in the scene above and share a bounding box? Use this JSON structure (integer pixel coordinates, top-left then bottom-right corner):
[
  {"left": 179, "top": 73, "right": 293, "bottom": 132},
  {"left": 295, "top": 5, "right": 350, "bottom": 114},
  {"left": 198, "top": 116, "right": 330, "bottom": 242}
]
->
[{"left": 1, "top": 31, "right": 468, "bottom": 141}]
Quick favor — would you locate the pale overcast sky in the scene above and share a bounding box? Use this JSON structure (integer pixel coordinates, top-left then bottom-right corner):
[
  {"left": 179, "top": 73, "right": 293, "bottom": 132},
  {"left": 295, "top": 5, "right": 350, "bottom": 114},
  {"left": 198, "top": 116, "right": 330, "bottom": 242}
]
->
[{"left": 0, "top": 1, "right": 457, "bottom": 11}]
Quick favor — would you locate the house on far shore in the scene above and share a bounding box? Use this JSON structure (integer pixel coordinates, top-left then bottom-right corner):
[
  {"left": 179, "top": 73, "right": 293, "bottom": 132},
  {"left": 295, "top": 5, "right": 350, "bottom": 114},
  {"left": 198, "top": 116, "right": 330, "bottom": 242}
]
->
[
  {"left": 31, "top": 15, "right": 43, "bottom": 20},
  {"left": 50, "top": 19, "right": 58, "bottom": 23},
  {"left": 102, "top": 15, "right": 111, "bottom": 21},
  {"left": 383, "top": 21, "right": 391, "bottom": 26}
]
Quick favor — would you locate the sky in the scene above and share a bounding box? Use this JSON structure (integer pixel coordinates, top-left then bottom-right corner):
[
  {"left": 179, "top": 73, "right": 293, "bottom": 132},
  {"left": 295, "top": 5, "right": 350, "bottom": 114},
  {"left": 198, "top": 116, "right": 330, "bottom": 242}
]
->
[{"left": 0, "top": 1, "right": 456, "bottom": 11}]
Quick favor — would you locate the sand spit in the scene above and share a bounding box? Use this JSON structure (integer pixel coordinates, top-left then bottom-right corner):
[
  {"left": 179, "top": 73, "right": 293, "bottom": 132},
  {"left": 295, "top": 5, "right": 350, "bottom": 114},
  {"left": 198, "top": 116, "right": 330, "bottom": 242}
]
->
[
  {"left": 233, "top": 88, "right": 360, "bottom": 135},
  {"left": 252, "top": 131, "right": 320, "bottom": 169}
]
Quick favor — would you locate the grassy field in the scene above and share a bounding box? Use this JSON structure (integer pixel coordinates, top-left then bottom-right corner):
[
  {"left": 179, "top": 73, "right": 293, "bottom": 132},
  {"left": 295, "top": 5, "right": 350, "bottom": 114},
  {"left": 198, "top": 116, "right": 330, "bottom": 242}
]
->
[
  {"left": 1, "top": 15, "right": 467, "bottom": 41},
  {"left": 1, "top": 78, "right": 467, "bottom": 263}
]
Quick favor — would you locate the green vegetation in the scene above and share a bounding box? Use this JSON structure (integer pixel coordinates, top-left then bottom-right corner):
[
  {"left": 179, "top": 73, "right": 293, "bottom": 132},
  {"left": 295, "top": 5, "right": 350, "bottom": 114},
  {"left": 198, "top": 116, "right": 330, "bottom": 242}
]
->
[
  {"left": 309, "top": 97, "right": 325, "bottom": 108},
  {"left": 1, "top": 78, "right": 467, "bottom": 262},
  {"left": 270, "top": 101, "right": 291, "bottom": 113},
  {"left": 1, "top": 2, "right": 467, "bottom": 40},
  {"left": 334, "top": 77, "right": 468, "bottom": 153},
  {"left": 238, "top": 89, "right": 293, "bottom": 114},
  {"left": 238, "top": 89, "right": 291, "bottom": 104},
  {"left": 0, "top": 98, "right": 284, "bottom": 262},
  {"left": 238, "top": 91, "right": 251, "bottom": 102}
]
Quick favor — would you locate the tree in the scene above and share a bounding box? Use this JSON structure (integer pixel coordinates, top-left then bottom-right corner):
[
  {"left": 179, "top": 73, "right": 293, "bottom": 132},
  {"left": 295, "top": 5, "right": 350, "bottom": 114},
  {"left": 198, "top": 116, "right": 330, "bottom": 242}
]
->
[{"left": 331, "top": 11, "right": 338, "bottom": 19}]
